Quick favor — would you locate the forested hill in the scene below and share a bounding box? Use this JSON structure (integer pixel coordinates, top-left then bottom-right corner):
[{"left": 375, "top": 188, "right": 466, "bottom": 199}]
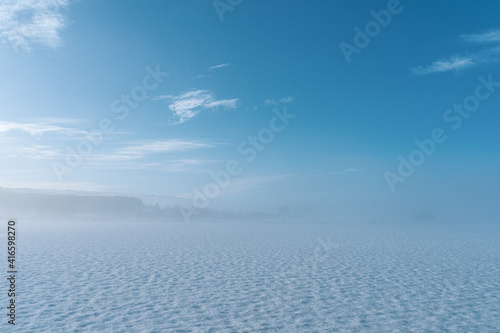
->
[{"left": 0, "top": 188, "right": 276, "bottom": 222}]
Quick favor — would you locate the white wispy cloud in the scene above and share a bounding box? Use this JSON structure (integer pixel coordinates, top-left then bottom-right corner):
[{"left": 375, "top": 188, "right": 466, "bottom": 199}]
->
[
  {"left": 264, "top": 96, "right": 294, "bottom": 105},
  {"left": 329, "top": 168, "right": 363, "bottom": 175},
  {"left": 92, "top": 140, "right": 214, "bottom": 161},
  {"left": 192, "top": 63, "right": 230, "bottom": 79},
  {"left": 156, "top": 90, "right": 239, "bottom": 124},
  {"left": 204, "top": 99, "right": 238, "bottom": 109},
  {"left": 412, "top": 28, "right": 500, "bottom": 75},
  {"left": 208, "top": 63, "right": 230, "bottom": 71},
  {"left": 0, "top": 121, "right": 85, "bottom": 136},
  {"left": 84, "top": 159, "right": 220, "bottom": 173},
  {"left": 412, "top": 56, "right": 475, "bottom": 76},
  {"left": 0, "top": 0, "right": 70, "bottom": 51},
  {"left": 461, "top": 30, "right": 500, "bottom": 43},
  {"left": 151, "top": 94, "right": 173, "bottom": 101},
  {"left": 19, "top": 145, "right": 62, "bottom": 159},
  {"left": 31, "top": 117, "right": 85, "bottom": 125}
]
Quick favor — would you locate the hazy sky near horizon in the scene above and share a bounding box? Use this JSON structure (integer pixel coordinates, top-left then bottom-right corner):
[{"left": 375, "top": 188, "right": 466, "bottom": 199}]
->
[{"left": 0, "top": 0, "right": 499, "bottom": 220}]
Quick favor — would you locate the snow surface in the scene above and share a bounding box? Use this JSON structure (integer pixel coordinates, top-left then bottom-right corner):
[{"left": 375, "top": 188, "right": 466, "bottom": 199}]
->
[{"left": 2, "top": 222, "right": 499, "bottom": 332}]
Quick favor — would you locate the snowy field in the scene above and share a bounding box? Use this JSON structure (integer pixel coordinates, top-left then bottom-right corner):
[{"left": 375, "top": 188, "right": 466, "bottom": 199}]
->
[{"left": 2, "top": 222, "right": 499, "bottom": 332}]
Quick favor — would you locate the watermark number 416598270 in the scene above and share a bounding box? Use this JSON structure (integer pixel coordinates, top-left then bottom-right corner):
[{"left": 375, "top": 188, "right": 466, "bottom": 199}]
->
[{"left": 7, "top": 220, "right": 17, "bottom": 326}]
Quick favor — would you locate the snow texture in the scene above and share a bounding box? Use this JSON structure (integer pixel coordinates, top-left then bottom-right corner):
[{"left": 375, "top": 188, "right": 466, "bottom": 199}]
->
[{"left": 1, "top": 222, "right": 499, "bottom": 332}]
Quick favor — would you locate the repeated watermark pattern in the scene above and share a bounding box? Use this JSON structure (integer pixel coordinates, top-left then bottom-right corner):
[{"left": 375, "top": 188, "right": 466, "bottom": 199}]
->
[
  {"left": 179, "top": 106, "right": 296, "bottom": 223},
  {"left": 52, "top": 65, "right": 168, "bottom": 182},
  {"left": 385, "top": 73, "right": 500, "bottom": 192},
  {"left": 340, "top": 0, "right": 411, "bottom": 64},
  {"left": 213, "top": 0, "right": 244, "bottom": 21}
]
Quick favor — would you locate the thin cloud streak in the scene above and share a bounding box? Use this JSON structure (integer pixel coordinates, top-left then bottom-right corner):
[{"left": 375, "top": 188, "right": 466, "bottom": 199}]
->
[
  {"left": 461, "top": 29, "right": 500, "bottom": 43},
  {"left": 91, "top": 140, "right": 215, "bottom": 161},
  {"left": 412, "top": 56, "right": 475, "bottom": 76},
  {"left": 11, "top": 139, "right": 215, "bottom": 163},
  {"left": 0, "top": 121, "right": 86, "bottom": 136},
  {"left": 412, "top": 28, "right": 500, "bottom": 75},
  {"left": 329, "top": 168, "right": 364, "bottom": 175},
  {"left": 208, "top": 63, "right": 230, "bottom": 71},
  {"left": 84, "top": 159, "right": 221, "bottom": 173},
  {"left": 20, "top": 145, "right": 63, "bottom": 160}
]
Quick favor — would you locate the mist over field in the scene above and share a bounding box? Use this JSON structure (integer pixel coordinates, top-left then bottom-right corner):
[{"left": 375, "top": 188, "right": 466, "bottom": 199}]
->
[
  {"left": 2, "top": 186, "right": 497, "bottom": 225},
  {"left": 1, "top": 0, "right": 500, "bottom": 332}
]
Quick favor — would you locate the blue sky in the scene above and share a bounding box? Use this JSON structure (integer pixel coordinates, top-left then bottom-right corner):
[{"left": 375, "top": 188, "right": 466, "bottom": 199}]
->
[{"left": 0, "top": 0, "right": 499, "bottom": 221}]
